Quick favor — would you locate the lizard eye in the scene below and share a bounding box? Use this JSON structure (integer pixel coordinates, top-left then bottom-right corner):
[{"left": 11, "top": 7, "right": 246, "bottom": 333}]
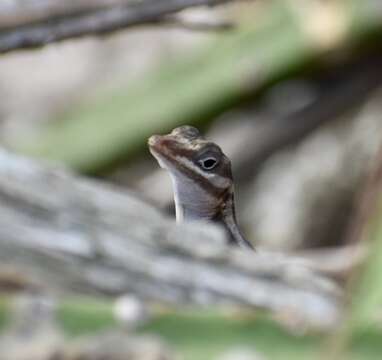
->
[{"left": 199, "top": 157, "right": 218, "bottom": 170}]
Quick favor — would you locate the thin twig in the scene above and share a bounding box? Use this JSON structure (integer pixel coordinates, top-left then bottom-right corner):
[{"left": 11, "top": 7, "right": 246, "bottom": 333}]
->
[{"left": 0, "top": 0, "right": 236, "bottom": 53}]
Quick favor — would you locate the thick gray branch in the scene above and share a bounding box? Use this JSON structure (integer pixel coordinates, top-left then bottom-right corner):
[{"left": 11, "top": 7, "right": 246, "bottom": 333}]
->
[
  {"left": 0, "top": 0, "right": 233, "bottom": 53},
  {"left": 0, "top": 149, "right": 341, "bottom": 328}
]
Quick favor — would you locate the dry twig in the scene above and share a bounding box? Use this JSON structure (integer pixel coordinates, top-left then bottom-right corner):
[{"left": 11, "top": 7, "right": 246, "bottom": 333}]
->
[{"left": 0, "top": 0, "right": 235, "bottom": 53}]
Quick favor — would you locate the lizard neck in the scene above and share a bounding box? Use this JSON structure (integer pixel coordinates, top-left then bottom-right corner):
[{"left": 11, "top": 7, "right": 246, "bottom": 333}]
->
[
  {"left": 170, "top": 170, "right": 253, "bottom": 249},
  {"left": 169, "top": 168, "right": 219, "bottom": 222},
  {"left": 218, "top": 191, "right": 254, "bottom": 249}
]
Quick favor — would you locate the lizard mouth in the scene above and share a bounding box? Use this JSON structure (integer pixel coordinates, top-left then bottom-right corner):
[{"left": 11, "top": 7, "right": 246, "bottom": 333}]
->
[
  {"left": 147, "top": 134, "right": 161, "bottom": 147},
  {"left": 148, "top": 134, "right": 181, "bottom": 156},
  {"left": 148, "top": 134, "right": 168, "bottom": 155},
  {"left": 148, "top": 134, "right": 177, "bottom": 168}
]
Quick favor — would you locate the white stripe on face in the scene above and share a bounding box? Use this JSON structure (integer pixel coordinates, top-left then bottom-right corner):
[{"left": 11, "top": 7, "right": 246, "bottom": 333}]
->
[{"left": 177, "top": 156, "right": 231, "bottom": 190}]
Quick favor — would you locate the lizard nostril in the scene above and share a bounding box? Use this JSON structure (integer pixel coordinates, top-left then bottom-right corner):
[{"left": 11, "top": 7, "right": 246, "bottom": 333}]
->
[
  {"left": 148, "top": 135, "right": 173, "bottom": 154},
  {"left": 148, "top": 135, "right": 161, "bottom": 147}
]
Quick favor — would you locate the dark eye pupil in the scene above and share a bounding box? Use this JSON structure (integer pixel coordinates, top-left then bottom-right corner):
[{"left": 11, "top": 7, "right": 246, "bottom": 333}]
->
[{"left": 202, "top": 158, "right": 217, "bottom": 169}]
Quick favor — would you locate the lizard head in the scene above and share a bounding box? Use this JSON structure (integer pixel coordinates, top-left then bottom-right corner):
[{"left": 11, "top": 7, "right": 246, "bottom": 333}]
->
[
  {"left": 148, "top": 125, "right": 233, "bottom": 196},
  {"left": 148, "top": 125, "right": 254, "bottom": 249}
]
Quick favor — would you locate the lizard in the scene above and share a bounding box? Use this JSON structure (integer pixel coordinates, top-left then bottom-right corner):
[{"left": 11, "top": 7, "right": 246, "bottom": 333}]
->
[{"left": 148, "top": 125, "right": 254, "bottom": 250}]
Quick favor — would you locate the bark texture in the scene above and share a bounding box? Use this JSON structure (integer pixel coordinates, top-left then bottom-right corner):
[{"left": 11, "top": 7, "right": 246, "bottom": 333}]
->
[{"left": 0, "top": 149, "right": 341, "bottom": 328}]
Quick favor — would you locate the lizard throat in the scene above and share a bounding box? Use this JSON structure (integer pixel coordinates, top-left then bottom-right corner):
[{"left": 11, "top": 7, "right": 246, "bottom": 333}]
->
[{"left": 169, "top": 169, "right": 224, "bottom": 222}]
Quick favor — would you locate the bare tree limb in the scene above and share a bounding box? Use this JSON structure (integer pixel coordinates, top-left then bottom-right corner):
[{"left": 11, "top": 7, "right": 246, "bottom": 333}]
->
[
  {"left": 0, "top": 0, "right": 234, "bottom": 53},
  {"left": 0, "top": 0, "right": 135, "bottom": 29},
  {"left": 0, "top": 149, "right": 341, "bottom": 329}
]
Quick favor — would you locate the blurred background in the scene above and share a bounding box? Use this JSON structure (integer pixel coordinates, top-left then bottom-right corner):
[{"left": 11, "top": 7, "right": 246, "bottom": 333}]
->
[{"left": 1, "top": 0, "right": 382, "bottom": 359}]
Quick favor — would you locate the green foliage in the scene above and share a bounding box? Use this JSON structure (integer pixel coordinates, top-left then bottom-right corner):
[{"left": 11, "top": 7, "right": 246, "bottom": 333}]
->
[
  {"left": 12, "top": 2, "right": 382, "bottom": 174},
  {"left": 0, "top": 297, "right": 10, "bottom": 332},
  {"left": 332, "top": 194, "right": 382, "bottom": 359},
  {"left": 13, "top": 2, "right": 313, "bottom": 172},
  {"left": 57, "top": 298, "right": 116, "bottom": 336},
  {"left": 140, "top": 311, "right": 321, "bottom": 360},
  {"left": 1, "top": 296, "right": 382, "bottom": 358},
  {"left": 43, "top": 302, "right": 382, "bottom": 359}
]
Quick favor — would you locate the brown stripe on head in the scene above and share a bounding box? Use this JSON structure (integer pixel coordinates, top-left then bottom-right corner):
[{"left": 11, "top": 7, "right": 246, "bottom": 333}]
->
[
  {"left": 148, "top": 125, "right": 254, "bottom": 250},
  {"left": 148, "top": 126, "right": 233, "bottom": 198}
]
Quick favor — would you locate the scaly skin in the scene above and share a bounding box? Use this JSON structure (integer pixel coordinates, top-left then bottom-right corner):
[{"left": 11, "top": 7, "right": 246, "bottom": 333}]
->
[{"left": 148, "top": 125, "right": 254, "bottom": 250}]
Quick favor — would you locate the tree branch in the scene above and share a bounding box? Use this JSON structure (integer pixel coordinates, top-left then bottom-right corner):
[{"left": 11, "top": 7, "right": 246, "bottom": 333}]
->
[
  {"left": 0, "top": 0, "right": 134, "bottom": 29},
  {"left": 0, "top": 149, "right": 340, "bottom": 329},
  {"left": 0, "top": 0, "right": 234, "bottom": 53}
]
